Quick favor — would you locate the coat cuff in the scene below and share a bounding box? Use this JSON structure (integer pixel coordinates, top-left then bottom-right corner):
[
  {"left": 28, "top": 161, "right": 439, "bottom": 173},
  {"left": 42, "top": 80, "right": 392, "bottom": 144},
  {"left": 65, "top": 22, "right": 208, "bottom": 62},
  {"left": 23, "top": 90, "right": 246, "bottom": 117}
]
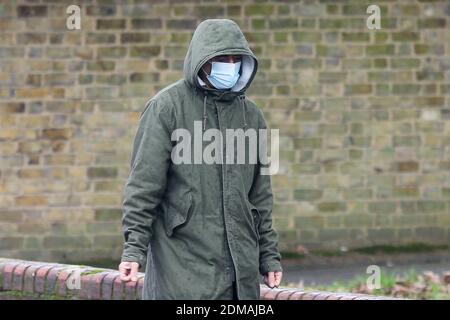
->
[
  {"left": 259, "top": 259, "right": 283, "bottom": 275},
  {"left": 121, "top": 251, "right": 146, "bottom": 269}
]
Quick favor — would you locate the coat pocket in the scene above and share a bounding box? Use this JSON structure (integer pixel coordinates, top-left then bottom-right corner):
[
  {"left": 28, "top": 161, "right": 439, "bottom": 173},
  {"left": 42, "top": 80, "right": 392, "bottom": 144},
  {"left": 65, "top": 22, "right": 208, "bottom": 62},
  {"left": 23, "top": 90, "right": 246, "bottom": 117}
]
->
[
  {"left": 246, "top": 200, "right": 261, "bottom": 244},
  {"left": 163, "top": 193, "right": 193, "bottom": 237}
]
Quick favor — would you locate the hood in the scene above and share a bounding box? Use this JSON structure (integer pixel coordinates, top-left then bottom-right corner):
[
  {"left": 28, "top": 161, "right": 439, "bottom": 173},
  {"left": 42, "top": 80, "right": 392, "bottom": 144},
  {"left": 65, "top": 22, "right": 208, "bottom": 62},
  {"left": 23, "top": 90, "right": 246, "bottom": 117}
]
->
[{"left": 183, "top": 19, "right": 259, "bottom": 98}]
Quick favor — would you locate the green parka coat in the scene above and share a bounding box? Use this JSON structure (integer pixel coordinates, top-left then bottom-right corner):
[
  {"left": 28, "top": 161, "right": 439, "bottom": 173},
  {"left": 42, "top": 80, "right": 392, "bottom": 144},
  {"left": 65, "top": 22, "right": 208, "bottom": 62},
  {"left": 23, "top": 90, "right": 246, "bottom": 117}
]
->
[{"left": 121, "top": 18, "right": 282, "bottom": 300}]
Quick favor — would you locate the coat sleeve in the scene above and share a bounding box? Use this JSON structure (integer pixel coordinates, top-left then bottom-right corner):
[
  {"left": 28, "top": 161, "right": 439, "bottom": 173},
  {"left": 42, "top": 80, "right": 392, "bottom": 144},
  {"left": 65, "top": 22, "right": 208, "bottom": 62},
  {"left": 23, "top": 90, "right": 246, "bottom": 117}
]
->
[
  {"left": 121, "top": 99, "right": 173, "bottom": 268},
  {"left": 248, "top": 109, "right": 283, "bottom": 276}
]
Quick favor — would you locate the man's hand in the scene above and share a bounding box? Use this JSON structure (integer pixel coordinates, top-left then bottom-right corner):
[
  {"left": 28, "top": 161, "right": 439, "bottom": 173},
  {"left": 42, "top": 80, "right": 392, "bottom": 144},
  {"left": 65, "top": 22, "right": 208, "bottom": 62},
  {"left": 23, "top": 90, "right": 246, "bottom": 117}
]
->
[
  {"left": 119, "top": 261, "right": 140, "bottom": 282},
  {"left": 263, "top": 271, "right": 282, "bottom": 288}
]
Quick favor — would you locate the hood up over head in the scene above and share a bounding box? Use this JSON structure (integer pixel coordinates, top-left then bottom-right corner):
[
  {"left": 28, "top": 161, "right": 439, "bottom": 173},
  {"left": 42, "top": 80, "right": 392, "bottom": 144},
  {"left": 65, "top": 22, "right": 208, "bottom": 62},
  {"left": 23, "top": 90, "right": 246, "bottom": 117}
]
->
[
  {"left": 182, "top": 19, "right": 259, "bottom": 130},
  {"left": 183, "top": 19, "right": 258, "bottom": 95}
]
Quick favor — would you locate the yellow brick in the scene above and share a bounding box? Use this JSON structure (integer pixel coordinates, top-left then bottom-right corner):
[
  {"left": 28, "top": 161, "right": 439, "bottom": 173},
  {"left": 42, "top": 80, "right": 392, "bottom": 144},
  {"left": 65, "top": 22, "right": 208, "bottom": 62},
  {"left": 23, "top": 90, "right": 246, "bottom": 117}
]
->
[
  {"left": 18, "top": 168, "right": 46, "bottom": 179},
  {"left": 28, "top": 60, "right": 52, "bottom": 71},
  {"left": 0, "top": 182, "right": 19, "bottom": 193},
  {"left": 0, "top": 142, "right": 17, "bottom": 155},
  {"left": 0, "top": 196, "right": 14, "bottom": 207},
  {"left": 68, "top": 166, "right": 86, "bottom": 178},
  {"left": 42, "top": 128, "right": 73, "bottom": 140},
  {"left": 15, "top": 195, "right": 48, "bottom": 206},
  {"left": 49, "top": 167, "right": 68, "bottom": 179},
  {"left": 15, "top": 88, "right": 51, "bottom": 98},
  {"left": 83, "top": 194, "right": 121, "bottom": 206},
  {"left": 45, "top": 181, "right": 71, "bottom": 193},
  {"left": 66, "top": 209, "right": 95, "bottom": 221},
  {"left": 44, "top": 210, "right": 65, "bottom": 221},
  {"left": 44, "top": 154, "right": 74, "bottom": 165},
  {"left": 122, "top": 60, "right": 149, "bottom": 72},
  {"left": 0, "top": 115, "right": 16, "bottom": 126},
  {"left": 15, "top": 88, "right": 64, "bottom": 99},
  {"left": 18, "top": 141, "right": 43, "bottom": 154},
  {"left": 77, "top": 152, "right": 95, "bottom": 165},
  {"left": 19, "top": 115, "right": 51, "bottom": 127},
  {"left": 21, "top": 181, "right": 44, "bottom": 194},
  {"left": 0, "top": 128, "right": 21, "bottom": 140},
  {"left": 74, "top": 181, "right": 90, "bottom": 192}
]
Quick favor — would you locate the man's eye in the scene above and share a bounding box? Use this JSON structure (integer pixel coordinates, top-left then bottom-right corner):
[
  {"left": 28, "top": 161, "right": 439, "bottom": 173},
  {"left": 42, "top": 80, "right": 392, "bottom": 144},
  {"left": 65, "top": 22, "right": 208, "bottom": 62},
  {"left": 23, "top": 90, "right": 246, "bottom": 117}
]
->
[{"left": 214, "top": 56, "right": 241, "bottom": 62}]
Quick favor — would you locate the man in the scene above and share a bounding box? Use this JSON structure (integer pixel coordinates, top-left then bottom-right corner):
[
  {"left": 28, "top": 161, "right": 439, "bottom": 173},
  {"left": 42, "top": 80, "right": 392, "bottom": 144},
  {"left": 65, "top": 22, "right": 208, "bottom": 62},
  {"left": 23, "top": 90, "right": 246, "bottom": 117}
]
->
[{"left": 119, "top": 18, "right": 282, "bottom": 300}]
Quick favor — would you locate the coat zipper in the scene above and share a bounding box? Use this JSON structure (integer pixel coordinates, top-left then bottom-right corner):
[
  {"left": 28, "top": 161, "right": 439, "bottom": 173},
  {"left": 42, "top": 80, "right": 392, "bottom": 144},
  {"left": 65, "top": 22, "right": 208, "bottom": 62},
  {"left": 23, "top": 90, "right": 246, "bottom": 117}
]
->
[{"left": 215, "top": 102, "right": 240, "bottom": 300}]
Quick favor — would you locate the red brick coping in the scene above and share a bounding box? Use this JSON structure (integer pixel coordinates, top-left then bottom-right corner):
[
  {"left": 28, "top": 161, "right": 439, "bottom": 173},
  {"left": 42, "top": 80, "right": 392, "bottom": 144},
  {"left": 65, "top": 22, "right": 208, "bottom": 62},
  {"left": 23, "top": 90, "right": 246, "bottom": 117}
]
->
[{"left": 0, "top": 258, "right": 397, "bottom": 300}]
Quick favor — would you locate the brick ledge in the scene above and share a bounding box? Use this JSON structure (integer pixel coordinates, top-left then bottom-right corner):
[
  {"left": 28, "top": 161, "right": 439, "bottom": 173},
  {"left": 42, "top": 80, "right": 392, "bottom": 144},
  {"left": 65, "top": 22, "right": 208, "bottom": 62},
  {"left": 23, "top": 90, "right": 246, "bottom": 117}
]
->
[{"left": 0, "top": 258, "right": 398, "bottom": 300}]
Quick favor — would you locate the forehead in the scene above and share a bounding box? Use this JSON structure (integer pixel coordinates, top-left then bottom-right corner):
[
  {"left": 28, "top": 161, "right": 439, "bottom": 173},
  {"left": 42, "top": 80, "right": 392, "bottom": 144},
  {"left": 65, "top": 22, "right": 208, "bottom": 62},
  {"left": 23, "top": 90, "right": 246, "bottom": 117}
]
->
[{"left": 211, "top": 54, "right": 242, "bottom": 60}]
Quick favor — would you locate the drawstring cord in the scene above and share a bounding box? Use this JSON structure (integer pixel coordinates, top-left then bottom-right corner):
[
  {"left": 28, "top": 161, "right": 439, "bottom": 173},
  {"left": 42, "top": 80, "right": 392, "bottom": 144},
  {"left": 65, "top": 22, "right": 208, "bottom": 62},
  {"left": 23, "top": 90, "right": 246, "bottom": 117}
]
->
[
  {"left": 202, "top": 91, "right": 248, "bottom": 132},
  {"left": 239, "top": 94, "right": 247, "bottom": 130},
  {"left": 203, "top": 92, "right": 208, "bottom": 131}
]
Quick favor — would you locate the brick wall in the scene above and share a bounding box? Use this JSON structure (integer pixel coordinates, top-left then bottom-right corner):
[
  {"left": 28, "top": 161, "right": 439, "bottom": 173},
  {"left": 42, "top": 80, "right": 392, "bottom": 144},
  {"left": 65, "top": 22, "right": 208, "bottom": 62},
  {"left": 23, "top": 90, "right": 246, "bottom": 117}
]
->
[
  {"left": 0, "top": 258, "right": 395, "bottom": 300},
  {"left": 0, "top": 0, "right": 450, "bottom": 262}
]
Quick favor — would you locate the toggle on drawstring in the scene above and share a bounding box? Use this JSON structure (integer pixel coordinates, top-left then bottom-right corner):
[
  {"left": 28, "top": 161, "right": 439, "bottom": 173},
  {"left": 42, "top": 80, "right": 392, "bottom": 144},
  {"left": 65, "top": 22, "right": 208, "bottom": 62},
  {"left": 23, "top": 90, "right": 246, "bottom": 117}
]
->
[{"left": 202, "top": 91, "right": 248, "bottom": 132}]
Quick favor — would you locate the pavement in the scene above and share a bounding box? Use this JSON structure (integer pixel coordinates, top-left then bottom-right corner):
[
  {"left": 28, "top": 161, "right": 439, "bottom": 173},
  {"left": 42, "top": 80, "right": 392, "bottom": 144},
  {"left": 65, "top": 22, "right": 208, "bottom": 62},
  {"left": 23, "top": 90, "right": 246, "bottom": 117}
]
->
[{"left": 280, "top": 250, "right": 450, "bottom": 287}]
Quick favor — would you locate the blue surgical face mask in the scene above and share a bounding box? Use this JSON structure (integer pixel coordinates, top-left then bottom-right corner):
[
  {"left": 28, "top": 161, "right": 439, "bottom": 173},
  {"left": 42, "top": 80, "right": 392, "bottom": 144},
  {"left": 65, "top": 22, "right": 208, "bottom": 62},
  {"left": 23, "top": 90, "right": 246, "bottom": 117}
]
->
[{"left": 203, "top": 61, "right": 241, "bottom": 89}]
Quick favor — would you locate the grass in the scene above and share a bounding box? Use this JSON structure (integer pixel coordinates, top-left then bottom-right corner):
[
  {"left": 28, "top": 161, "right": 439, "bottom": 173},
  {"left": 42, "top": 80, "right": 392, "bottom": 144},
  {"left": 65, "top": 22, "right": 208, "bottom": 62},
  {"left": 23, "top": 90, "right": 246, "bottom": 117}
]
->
[
  {"left": 68, "top": 259, "right": 120, "bottom": 270},
  {"left": 81, "top": 269, "right": 107, "bottom": 276},
  {"left": 288, "top": 268, "right": 450, "bottom": 300},
  {"left": 0, "top": 290, "right": 73, "bottom": 300}
]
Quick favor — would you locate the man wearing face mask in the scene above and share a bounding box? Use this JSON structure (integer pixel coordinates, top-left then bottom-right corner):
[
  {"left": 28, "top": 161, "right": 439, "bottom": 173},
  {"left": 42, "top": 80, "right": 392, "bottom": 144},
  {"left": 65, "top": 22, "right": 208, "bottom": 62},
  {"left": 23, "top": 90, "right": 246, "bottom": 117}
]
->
[
  {"left": 198, "top": 55, "right": 243, "bottom": 90},
  {"left": 119, "top": 18, "right": 283, "bottom": 300}
]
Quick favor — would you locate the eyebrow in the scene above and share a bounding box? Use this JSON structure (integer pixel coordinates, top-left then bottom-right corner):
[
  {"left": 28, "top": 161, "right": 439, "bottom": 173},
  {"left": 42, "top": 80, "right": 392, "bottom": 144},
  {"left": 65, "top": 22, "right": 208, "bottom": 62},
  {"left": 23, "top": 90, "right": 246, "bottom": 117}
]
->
[{"left": 214, "top": 55, "right": 242, "bottom": 60}]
